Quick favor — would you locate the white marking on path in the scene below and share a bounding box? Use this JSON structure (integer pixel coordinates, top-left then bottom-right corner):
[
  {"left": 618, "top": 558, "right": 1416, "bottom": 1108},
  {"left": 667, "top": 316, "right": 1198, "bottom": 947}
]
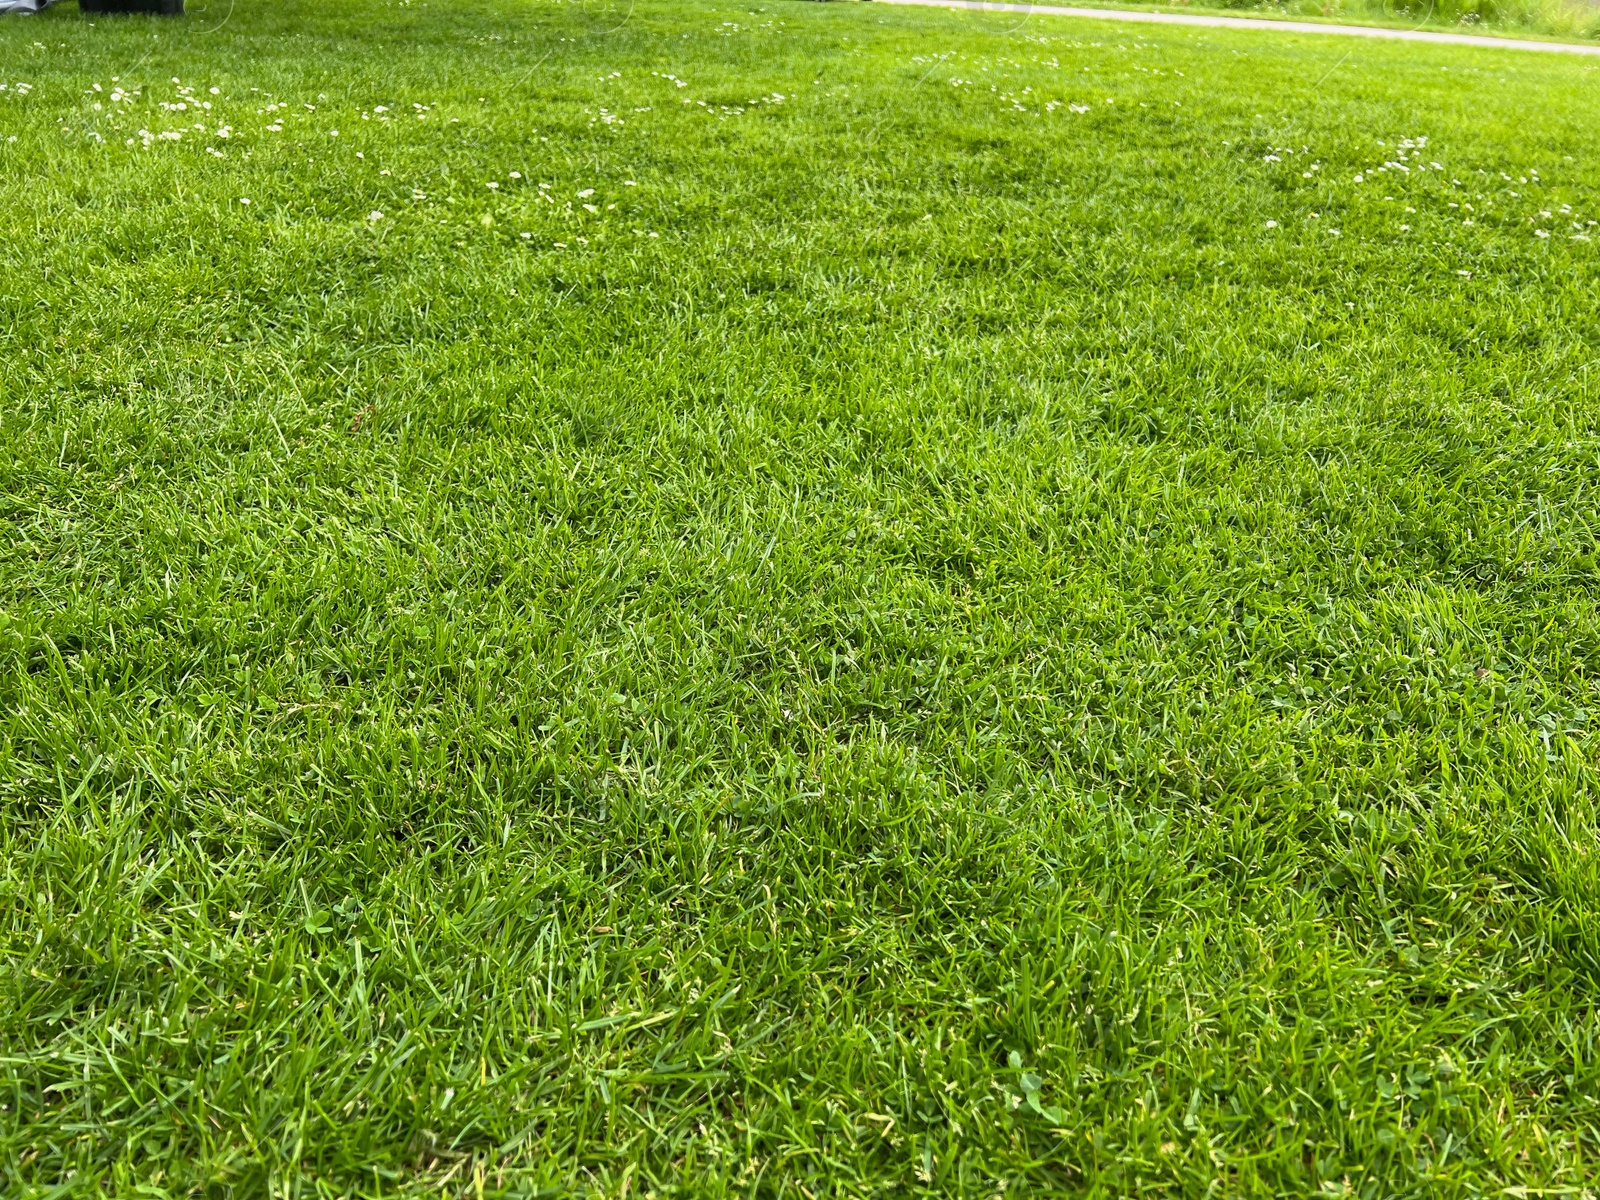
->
[{"left": 874, "top": 0, "right": 1600, "bottom": 56}]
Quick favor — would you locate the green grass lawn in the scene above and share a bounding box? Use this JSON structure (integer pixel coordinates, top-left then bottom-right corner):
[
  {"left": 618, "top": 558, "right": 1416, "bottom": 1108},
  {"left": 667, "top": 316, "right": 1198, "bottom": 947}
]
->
[{"left": 5, "top": 0, "right": 1600, "bottom": 1194}]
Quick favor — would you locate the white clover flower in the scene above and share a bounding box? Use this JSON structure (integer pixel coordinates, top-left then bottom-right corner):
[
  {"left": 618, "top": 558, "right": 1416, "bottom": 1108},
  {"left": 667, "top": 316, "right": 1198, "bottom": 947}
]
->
[{"left": 369, "top": 210, "right": 384, "bottom": 221}]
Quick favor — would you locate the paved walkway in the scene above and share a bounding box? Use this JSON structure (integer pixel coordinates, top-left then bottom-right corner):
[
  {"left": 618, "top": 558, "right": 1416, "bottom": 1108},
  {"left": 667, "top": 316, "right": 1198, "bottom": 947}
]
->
[{"left": 875, "top": 0, "right": 1600, "bottom": 56}]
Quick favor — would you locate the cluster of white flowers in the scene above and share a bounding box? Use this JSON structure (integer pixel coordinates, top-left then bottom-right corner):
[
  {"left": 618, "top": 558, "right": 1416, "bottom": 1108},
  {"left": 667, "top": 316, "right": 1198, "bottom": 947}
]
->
[
  {"left": 711, "top": 14, "right": 782, "bottom": 31},
  {"left": 159, "top": 78, "right": 215, "bottom": 114},
  {"left": 994, "top": 86, "right": 1098, "bottom": 117},
  {"left": 1253, "top": 131, "right": 1594, "bottom": 253},
  {"left": 687, "top": 93, "right": 786, "bottom": 120}
]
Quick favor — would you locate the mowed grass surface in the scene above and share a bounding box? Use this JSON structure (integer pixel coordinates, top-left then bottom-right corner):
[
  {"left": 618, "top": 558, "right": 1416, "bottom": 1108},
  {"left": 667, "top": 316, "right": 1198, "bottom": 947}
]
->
[{"left": 5, "top": 0, "right": 1600, "bottom": 1194}]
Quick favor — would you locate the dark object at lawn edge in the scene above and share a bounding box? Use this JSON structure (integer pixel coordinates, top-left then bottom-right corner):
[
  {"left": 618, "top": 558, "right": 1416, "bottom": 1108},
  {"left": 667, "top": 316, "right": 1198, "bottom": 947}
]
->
[{"left": 80, "top": 0, "right": 185, "bottom": 12}]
